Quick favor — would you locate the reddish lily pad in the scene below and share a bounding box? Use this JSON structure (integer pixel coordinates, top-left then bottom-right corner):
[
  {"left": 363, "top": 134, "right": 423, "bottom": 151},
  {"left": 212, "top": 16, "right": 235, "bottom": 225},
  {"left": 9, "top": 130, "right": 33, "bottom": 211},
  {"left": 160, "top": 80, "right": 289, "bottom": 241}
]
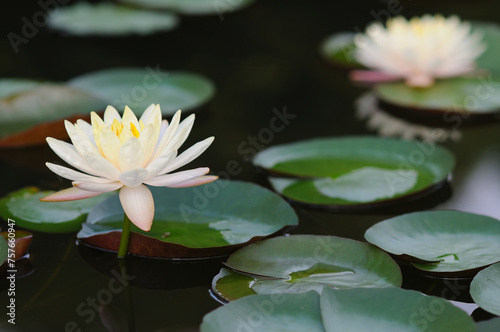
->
[
  {"left": 0, "top": 231, "right": 33, "bottom": 261},
  {"left": 0, "top": 83, "right": 106, "bottom": 147},
  {"left": 77, "top": 181, "right": 298, "bottom": 259}
]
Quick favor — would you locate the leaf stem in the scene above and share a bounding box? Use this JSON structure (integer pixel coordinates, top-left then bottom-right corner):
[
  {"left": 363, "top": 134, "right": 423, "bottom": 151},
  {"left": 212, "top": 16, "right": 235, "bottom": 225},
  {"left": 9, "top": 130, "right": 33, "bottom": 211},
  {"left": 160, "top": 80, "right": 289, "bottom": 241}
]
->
[{"left": 118, "top": 213, "right": 131, "bottom": 258}]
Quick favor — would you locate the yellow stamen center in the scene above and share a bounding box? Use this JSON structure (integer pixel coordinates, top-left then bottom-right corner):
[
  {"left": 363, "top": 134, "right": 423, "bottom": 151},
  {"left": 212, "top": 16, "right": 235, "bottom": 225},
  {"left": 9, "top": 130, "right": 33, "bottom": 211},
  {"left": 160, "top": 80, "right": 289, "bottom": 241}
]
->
[
  {"left": 111, "top": 119, "right": 123, "bottom": 136},
  {"left": 130, "top": 122, "right": 140, "bottom": 138}
]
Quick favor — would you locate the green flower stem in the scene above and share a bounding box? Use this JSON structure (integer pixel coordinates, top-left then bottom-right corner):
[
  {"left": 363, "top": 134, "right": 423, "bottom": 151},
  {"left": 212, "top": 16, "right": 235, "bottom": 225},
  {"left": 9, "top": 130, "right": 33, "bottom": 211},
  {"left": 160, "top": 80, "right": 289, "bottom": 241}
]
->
[{"left": 118, "top": 213, "right": 132, "bottom": 258}]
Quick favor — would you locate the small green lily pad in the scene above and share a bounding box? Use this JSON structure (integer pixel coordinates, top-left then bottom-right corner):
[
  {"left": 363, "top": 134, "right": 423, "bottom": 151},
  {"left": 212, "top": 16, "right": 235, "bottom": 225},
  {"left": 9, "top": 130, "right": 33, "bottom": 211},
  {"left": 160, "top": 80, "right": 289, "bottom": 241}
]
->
[
  {"left": 320, "top": 32, "right": 362, "bottom": 69},
  {"left": 470, "top": 262, "right": 500, "bottom": 316},
  {"left": 77, "top": 181, "right": 298, "bottom": 258},
  {"left": 0, "top": 83, "right": 105, "bottom": 139},
  {"left": 0, "top": 187, "right": 114, "bottom": 233},
  {"left": 47, "top": 2, "right": 179, "bottom": 36},
  {"left": 68, "top": 68, "right": 215, "bottom": 115},
  {"left": 320, "top": 287, "right": 476, "bottom": 332},
  {"left": 118, "top": 0, "right": 255, "bottom": 15},
  {"left": 212, "top": 235, "right": 401, "bottom": 301},
  {"left": 477, "top": 318, "right": 500, "bottom": 332},
  {"left": 253, "top": 137, "right": 454, "bottom": 207},
  {"left": 365, "top": 210, "right": 500, "bottom": 276},
  {"left": 201, "top": 291, "right": 325, "bottom": 332}
]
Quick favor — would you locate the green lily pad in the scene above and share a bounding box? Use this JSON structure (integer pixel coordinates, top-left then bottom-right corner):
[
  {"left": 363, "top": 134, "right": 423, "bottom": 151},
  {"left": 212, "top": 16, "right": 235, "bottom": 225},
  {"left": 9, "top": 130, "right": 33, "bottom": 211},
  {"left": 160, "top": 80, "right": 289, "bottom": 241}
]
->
[
  {"left": 47, "top": 2, "right": 179, "bottom": 36},
  {"left": 0, "top": 79, "right": 43, "bottom": 99},
  {"left": 320, "top": 32, "right": 362, "bottom": 69},
  {"left": 253, "top": 137, "right": 454, "bottom": 207},
  {"left": 320, "top": 287, "right": 476, "bottom": 332},
  {"left": 364, "top": 210, "right": 500, "bottom": 276},
  {"left": 0, "top": 83, "right": 105, "bottom": 140},
  {"left": 202, "top": 288, "right": 475, "bottom": 332},
  {"left": 201, "top": 291, "right": 325, "bottom": 332},
  {"left": 477, "top": 318, "right": 500, "bottom": 332},
  {"left": 470, "top": 262, "right": 500, "bottom": 316},
  {"left": 376, "top": 78, "right": 500, "bottom": 115},
  {"left": 212, "top": 235, "right": 401, "bottom": 301},
  {"left": 118, "top": 0, "right": 255, "bottom": 15},
  {"left": 68, "top": 68, "right": 215, "bottom": 115},
  {"left": 474, "top": 21, "right": 500, "bottom": 76},
  {"left": 0, "top": 187, "right": 114, "bottom": 233},
  {"left": 77, "top": 181, "right": 298, "bottom": 258}
]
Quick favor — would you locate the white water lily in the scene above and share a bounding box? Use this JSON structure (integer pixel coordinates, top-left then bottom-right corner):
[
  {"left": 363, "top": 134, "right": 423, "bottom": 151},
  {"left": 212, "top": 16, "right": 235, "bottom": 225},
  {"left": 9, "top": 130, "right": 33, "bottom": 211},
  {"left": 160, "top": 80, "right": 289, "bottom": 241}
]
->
[
  {"left": 42, "top": 104, "right": 217, "bottom": 231},
  {"left": 354, "top": 15, "right": 486, "bottom": 87}
]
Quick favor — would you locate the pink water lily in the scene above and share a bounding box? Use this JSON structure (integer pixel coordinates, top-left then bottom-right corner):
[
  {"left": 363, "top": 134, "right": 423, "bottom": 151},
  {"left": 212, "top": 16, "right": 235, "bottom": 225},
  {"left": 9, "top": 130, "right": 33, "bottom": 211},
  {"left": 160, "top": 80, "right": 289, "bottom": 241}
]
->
[{"left": 42, "top": 104, "right": 217, "bottom": 232}]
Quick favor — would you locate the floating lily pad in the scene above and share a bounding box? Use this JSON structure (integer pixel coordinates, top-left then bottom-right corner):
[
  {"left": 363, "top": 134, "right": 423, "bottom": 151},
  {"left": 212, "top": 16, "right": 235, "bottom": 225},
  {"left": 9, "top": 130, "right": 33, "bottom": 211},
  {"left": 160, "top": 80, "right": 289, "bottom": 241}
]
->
[
  {"left": 202, "top": 288, "right": 475, "bottom": 332},
  {"left": 118, "top": 0, "right": 255, "bottom": 15},
  {"left": 212, "top": 235, "right": 401, "bottom": 302},
  {"left": 68, "top": 68, "right": 215, "bottom": 115},
  {"left": 0, "top": 83, "right": 105, "bottom": 145},
  {"left": 320, "top": 287, "right": 476, "bottom": 332},
  {"left": 477, "top": 318, "right": 500, "bottom": 332},
  {"left": 474, "top": 21, "right": 500, "bottom": 76},
  {"left": 253, "top": 137, "right": 454, "bottom": 208},
  {"left": 470, "top": 262, "right": 500, "bottom": 316},
  {"left": 376, "top": 78, "right": 500, "bottom": 116},
  {"left": 77, "top": 181, "right": 298, "bottom": 258},
  {"left": 0, "top": 79, "right": 43, "bottom": 99},
  {"left": 0, "top": 187, "right": 114, "bottom": 233},
  {"left": 201, "top": 291, "right": 325, "bottom": 332},
  {"left": 364, "top": 210, "right": 500, "bottom": 276},
  {"left": 320, "top": 32, "right": 362, "bottom": 69},
  {"left": 47, "top": 2, "right": 179, "bottom": 36}
]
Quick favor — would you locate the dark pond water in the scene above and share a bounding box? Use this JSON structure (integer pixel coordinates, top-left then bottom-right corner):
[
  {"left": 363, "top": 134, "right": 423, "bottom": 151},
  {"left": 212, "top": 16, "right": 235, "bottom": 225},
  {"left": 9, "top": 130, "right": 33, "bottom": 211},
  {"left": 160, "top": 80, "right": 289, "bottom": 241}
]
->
[{"left": 1, "top": 0, "right": 500, "bottom": 330}]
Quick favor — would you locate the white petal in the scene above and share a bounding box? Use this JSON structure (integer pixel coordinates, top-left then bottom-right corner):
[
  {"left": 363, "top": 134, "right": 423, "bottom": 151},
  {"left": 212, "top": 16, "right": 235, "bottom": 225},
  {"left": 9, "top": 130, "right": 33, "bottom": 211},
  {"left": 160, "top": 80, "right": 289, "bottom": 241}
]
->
[
  {"left": 75, "top": 119, "right": 95, "bottom": 145},
  {"left": 144, "top": 167, "right": 209, "bottom": 187},
  {"left": 65, "top": 121, "right": 98, "bottom": 156},
  {"left": 46, "top": 162, "right": 115, "bottom": 184},
  {"left": 152, "top": 111, "right": 181, "bottom": 158},
  {"left": 119, "top": 185, "right": 154, "bottom": 231},
  {"left": 82, "top": 152, "right": 120, "bottom": 180},
  {"left": 103, "top": 105, "right": 122, "bottom": 124},
  {"left": 40, "top": 187, "right": 103, "bottom": 202},
  {"left": 139, "top": 124, "right": 160, "bottom": 166},
  {"left": 46, "top": 137, "right": 96, "bottom": 175},
  {"left": 119, "top": 137, "right": 144, "bottom": 172},
  {"left": 119, "top": 168, "right": 149, "bottom": 187},
  {"left": 73, "top": 181, "right": 123, "bottom": 193},
  {"left": 166, "top": 175, "right": 218, "bottom": 188},
  {"left": 165, "top": 113, "right": 195, "bottom": 152},
  {"left": 100, "top": 126, "right": 122, "bottom": 168},
  {"left": 122, "top": 106, "right": 140, "bottom": 130},
  {"left": 145, "top": 150, "right": 177, "bottom": 179},
  {"left": 140, "top": 104, "right": 161, "bottom": 126},
  {"left": 160, "top": 136, "right": 214, "bottom": 175}
]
